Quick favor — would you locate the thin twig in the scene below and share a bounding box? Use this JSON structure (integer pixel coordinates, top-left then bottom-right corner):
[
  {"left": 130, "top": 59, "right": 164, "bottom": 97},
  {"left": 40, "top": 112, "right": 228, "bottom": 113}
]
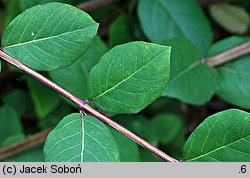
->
[
  {"left": 203, "top": 40, "right": 250, "bottom": 67},
  {"left": 77, "top": 0, "right": 119, "bottom": 11},
  {"left": 0, "top": 129, "right": 51, "bottom": 161},
  {"left": 0, "top": 50, "right": 178, "bottom": 162}
]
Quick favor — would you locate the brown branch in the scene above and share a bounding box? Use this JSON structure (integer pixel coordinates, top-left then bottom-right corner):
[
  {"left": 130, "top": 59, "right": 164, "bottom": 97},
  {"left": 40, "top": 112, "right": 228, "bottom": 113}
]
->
[
  {"left": 77, "top": 0, "right": 119, "bottom": 11},
  {"left": 0, "top": 129, "right": 51, "bottom": 161},
  {"left": 203, "top": 40, "right": 250, "bottom": 67},
  {"left": 0, "top": 50, "right": 178, "bottom": 162},
  {"left": 1, "top": 40, "right": 249, "bottom": 161}
]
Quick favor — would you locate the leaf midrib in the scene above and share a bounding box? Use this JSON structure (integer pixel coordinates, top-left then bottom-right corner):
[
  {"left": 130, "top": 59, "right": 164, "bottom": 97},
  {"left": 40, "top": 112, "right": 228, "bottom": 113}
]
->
[
  {"left": 2, "top": 24, "right": 97, "bottom": 49},
  {"left": 187, "top": 134, "right": 250, "bottom": 161},
  {"left": 93, "top": 50, "right": 167, "bottom": 100}
]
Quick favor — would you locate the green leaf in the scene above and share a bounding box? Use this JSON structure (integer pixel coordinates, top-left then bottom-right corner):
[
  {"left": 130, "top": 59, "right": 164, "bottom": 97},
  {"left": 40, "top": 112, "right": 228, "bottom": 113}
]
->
[
  {"left": 184, "top": 109, "right": 250, "bottom": 162},
  {"left": 109, "top": 128, "right": 140, "bottom": 162},
  {"left": 19, "top": 0, "right": 83, "bottom": 11},
  {"left": 129, "top": 117, "right": 156, "bottom": 143},
  {"left": 19, "top": 0, "right": 45, "bottom": 11},
  {"left": 151, "top": 114, "right": 183, "bottom": 144},
  {"left": 1, "top": 2, "right": 98, "bottom": 71},
  {"left": 137, "top": 0, "right": 212, "bottom": 55},
  {"left": 39, "top": 102, "right": 73, "bottom": 129},
  {"left": 44, "top": 114, "right": 119, "bottom": 162},
  {"left": 0, "top": 105, "right": 25, "bottom": 146},
  {"left": 208, "top": 36, "right": 250, "bottom": 109},
  {"left": 163, "top": 38, "right": 218, "bottom": 105},
  {"left": 209, "top": 3, "right": 250, "bottom": 34},
  {"left": 147, "top": 97, "right": 181, "bottom": 114},
  {"left": 2, "top": 89, "right": 35, "bottom": 116},
  {"left": 165, "top": 131, "right": 186, "bottom": 160},
  {"left": 0, "top": 0, "right": 17, "bottom": 72},
  {"left": 78, "top": 36, "right": 109, "bottom": 74},
  {"left": 109, "top": 14, "right": 134, "bottom": 47},
  {"left": 27, "top": 77, "right": 61, "bottom": 118},
  {"left": 112, "top": 115, "right": 156, "bottom": 142},
  {"left": 1, "top": 134, "right": 25, "bottom": 148},
  {"left": 49, "top": 36, "right": 108, "bottom": 101},
  {"left": 140, "top": 149, "right": 163, "bottom": 162},
  {"left": 88, "top": 41, "right": 171, "bottom": 114}
]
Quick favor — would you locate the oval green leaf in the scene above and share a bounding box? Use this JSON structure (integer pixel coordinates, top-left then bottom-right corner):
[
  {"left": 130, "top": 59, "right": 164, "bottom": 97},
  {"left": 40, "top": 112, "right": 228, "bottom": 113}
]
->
[
  {"left": 184, "top": 109, "right": 250, "bottom": 162},
  {"left": 44, "top": 113, "right": 119, "bottom": 162},
  {"left": 151, "top": 114, "right": 183, "bottom": 144},
  {"left": 208, "top": 36, "right": 250, "bottom": 109},
  {"left": 163, "top": 38, "right": 218, "bottom": 105},
  {"left": 209, "top": 3, "right": 250, "bottom": 34},
  {"left": 87, "top": 41, "right": 171, "bottom": 114},
  {"left": 1, "top": 2, "right": 98, "bottom": 71},
  {"left": 137, "top": 0, "right": 212, "bottom": 55}
]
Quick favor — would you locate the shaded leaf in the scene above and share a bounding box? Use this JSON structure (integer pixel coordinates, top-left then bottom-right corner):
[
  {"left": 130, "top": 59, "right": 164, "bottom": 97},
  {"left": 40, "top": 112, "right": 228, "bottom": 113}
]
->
[
  {"left": 109, "top": 14, "right": 134, "bottom": 47},
  {"left": 209, "top": 3, "right": 250, "bottom": 34},
  {"left": 49, "top": 36, "right": 108, "bottom": 101},
  {"left": 0, "top": 105, "right": 25, "bottom": 146},
  {"left": 1, "top": 2, "right": 98, "bottom": 71},
  {"left": 109, "top": 128, "right": 140, "bottom": 162},
  {"left": 1, "top": 134, "right": 25, "bottom": 148},
  {"left": 112, "top": 115, "right": 155, "bottom": 142},
  {"left": 44, "top": 114, "right": 119, "bottom": 162},
  {"left": 27, "top": 77, "right": 61, "bottom": 119},
  {"left": 165, "top": 131, "right": 186, "bottom": 160},
  {"left": 137, "top": 0, "right": 212, "bottom": 55},
  {"left": 151, "top": 114, "right": 183, "bottom": 144},
  {"left": 208, "top": 36, "right": 250, "bottom": 109},
  {"left": 140, "top": 149, "right": 163, "bottom": 162},
  {"left": 147, "top": 97, "right": 181, "bottom": 114},
  {"left": 88, "top": 41, "right": 171, "bottom": 114},
  {"left": 2, "top": 89, "right": 35, "bottom": 116},
  {"left": 39, "top": 102, "right": 73, "bottom": 129},
  {"left": 184, "top": 109, "right": 250, "bottom": 162},
  {"left": 130, "top": 117, "right": 156, "bottom": 142},
  {"left": 78, "top": 36, "right": 109, "bottom": 74},
  {"left": 164, "top": 38, "right": 218, "bottom": 105}
]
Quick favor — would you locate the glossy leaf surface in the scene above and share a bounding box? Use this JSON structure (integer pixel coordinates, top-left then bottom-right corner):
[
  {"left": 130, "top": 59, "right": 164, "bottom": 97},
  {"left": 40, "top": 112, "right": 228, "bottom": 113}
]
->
[
  {"left": 2, "top": 2, "right": 98, "bottom": 71},
  {"left": 184, "top": 109, "right": 250, "bottom": 162},
  {"left": 88, "top": 41, "right": 171, "bottom": 114},
  {"left": 44, "top": 114, "right": 119, "bottom": 162}
]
